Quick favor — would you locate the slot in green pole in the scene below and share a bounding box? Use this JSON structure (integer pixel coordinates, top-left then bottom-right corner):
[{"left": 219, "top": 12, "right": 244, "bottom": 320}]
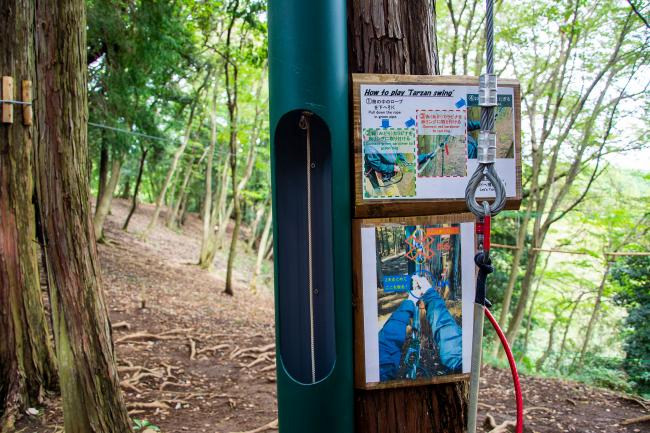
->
[{"left": 268, "top": 1, "right": 353, "bottom": 432}]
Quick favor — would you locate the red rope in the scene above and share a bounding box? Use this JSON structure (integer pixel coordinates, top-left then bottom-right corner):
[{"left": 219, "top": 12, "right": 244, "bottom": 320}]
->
[{"left": 484, "top": 307, "right": 524, "bottom": 433}]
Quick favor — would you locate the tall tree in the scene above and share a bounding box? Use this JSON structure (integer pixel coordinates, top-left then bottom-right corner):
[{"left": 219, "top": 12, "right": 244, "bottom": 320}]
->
[
  {"left": 33, "top": 0, "right": 131, "bottom": 431},
  {"left": 495, "top": 2, "right": 648, "bottom": 352},
  {"left": 349, "top": 2, "right": 466, "bottom": 432},
  {"left": 0, "top": 1, "right": 58, "bottom": 430},
  {"left": 199, "top": 81, "right": 220, "bottom": 268},
  {"left": 122, "top": 143, "right": 149, "bottom": 230},
  {"left": 87, "top": 0, "right": 199, "bottom": 239},
  {"left": 221, "top": 0, "right": 267, "bottom": 295},
  {"left": 93, "top": 156, "right": 122, "bottom": 240}
]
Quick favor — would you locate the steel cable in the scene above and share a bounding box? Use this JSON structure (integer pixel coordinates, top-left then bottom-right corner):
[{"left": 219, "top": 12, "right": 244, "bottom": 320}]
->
[{"left": 465, "top": 0, "right": 506, "bottom": 219}]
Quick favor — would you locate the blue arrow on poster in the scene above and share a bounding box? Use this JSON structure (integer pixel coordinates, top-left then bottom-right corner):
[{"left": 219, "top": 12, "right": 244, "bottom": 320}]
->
[
  {"left": 405, "top": 117, "right": 416, "bottom": 127},
  {"left": 455, "top": 98, "right": 466, "bottom": 109},
  {"left": 381, "top": 118, "right": 390, "bottom": 128}
]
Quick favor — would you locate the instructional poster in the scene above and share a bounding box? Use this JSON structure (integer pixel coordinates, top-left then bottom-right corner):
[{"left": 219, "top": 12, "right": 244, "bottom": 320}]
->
[
  {"left": 360, "top": 84, "right": 516, "bottom": 200},
  {"left": 360, "top": 221, "right": 475, "bottom": 385}
]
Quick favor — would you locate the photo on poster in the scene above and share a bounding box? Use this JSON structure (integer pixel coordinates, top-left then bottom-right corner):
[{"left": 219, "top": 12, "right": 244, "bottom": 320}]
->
[
  {"left": 362, "top": 128, "right": 416, "bottom": 198},
  {"left": 467, "top": 93, "right": 515, "bottom": 159},
  {"left": 416, "top": 109, "right": 467, "bottom": 178},
  {"left": 416, "top": 135, "right": 467, "bottom": 177},
  {"left": 374, "top": 223, "right": 463, "bottom": 382}
]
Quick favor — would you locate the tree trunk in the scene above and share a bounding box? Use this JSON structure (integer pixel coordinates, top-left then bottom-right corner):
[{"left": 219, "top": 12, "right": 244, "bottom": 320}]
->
[
  {"left": 247, "top": 203, "right": 266, "bottom": 251},
  {"left": 504, "top": 248, "right": 542, "bottom": 347},
  {"left": 0, "top": 3, "right": 58, "bottom": 428},
  {"left": 96, "top": 133, "right": 108, "bottom": 209},
  {"left": 264, "top": 236, "right": 274, "bottom": 260},
  {"left": 577, "top": 264, "right": 610, "bottom": 369},
  {"left": 348, "top": 0, "right": 438, "bottom": 75},
  {"left": 215, "top": 199, "right": 234, "bottom": 249},
  {"left": 496, "top": 211, "right": 529, "bottom": 328},
  {"left": 119, "top": 177, "right": 131, "bottom": 199},
  {"left": 144, "top": 101, "right": 197, "bottom": 237},
  {"left": 222, "top": 68, "right": 263, "bottom": 290},
  {"left": 349, "top": 2, "right": 466, "bottom": 432},
  {"left": 535, "top": 312, "right": 559, "bottom": 371},
  {"left": 168, "top": 148, "right": 208, "bottom": 229},
  {"left": 198, "top": 159, "right": 228, "bottom": 269},
  {"left": 179, "top": 191, "right": 190, "bottom": 226},
  {"left": 93, "top": 158, "right": 121, "bottom": 241},
  {"left": 519, "top": 252, "right": 550, "bottom": 359},
  {"left": 555, "top": 293, "right": 584, "bottom": 370},
  {"left": 516, "top": 252, "right": 549, "bottom": 359},
  {"left": 167, "top": 157, "right": 192, "bottom": 228},
  {"left": 251, "top": 206, "right": 272, "bottom": 290},
  {"left": 199, "top": 83, "right": 219, "bottom": 267},
  {"left": 224, "top": 120, "right": 239, "bottom": 295},
  {"left": 123, "top": 146, "right": 148, "bottom": 231},
  {"left": 520, "top": 282, "right": 539, "bottom": 361},
  {"left": 33, "top": 1, "right": 131, "bottom": 431}
]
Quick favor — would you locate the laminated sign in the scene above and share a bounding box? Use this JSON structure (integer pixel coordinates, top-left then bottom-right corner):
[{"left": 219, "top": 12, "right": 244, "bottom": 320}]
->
[
  {"left": 353, "top": 74, "right": 522, "bottom": 218},
  {"left": 353, "top": 213, "right": 477, "bottom": 389}
]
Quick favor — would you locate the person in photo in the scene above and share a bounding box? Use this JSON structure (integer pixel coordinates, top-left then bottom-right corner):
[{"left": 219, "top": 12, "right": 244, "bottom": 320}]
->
[{"left": 378, "top": 275, "right": 462, "bottom": 381}]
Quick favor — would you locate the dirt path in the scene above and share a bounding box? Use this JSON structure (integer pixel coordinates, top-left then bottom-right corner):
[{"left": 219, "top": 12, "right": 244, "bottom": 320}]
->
[{"left": 16, "top": 199, "right": 650, "bottom": 432}]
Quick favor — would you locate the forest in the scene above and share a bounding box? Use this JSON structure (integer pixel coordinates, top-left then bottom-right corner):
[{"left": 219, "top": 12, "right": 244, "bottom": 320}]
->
[{"left": 0, "top": 0, "right": 648, "bottom": 432}]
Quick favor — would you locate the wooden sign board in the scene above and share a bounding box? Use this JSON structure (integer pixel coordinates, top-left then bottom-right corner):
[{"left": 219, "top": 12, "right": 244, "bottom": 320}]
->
[
  {"left": 352, "top": 213, "right": 476, "bottom": 390},
  {"left": 352, "top": 74, "right": 522, "bottom": 218}
]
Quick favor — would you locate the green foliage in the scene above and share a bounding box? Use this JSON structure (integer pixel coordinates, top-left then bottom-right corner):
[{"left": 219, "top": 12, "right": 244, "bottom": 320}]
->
[
  {"left": 132, "top": 418, "right": 161, "bottom": 431},
  {"left": 568, "top": 355, "right": 633, "bottom": 394},
  {"left": 612, "top": 256, "right": 650, "bottom": 396}
]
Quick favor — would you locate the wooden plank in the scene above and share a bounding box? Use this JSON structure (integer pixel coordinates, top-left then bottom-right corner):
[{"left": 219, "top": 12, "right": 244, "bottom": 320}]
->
[
  {"left": 22, "top": 80, "right": 32, "bottom": 126},
  {"left": 353, "top": 213, "right": 475, "bottom": 390},
  {"left": 2, "top": 76, "right": 14, "bottom": 124},
  {"left": 352, "top": 73, "right": 523, "bottom": 218}
]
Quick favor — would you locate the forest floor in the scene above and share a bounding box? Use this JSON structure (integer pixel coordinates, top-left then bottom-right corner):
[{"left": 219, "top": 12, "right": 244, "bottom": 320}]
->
[{"left": 16, "top": 199, "right": 650, "bottom": 433}]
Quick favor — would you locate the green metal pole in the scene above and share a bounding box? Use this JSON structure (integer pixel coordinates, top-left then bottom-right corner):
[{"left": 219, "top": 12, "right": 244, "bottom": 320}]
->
[{"left": 268, "top": 1, "right": 353, "bottom": 432}]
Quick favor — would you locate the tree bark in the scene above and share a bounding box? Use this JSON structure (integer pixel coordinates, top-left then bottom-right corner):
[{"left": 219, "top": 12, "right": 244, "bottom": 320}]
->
[
  {"left": 119, "top": 176, "right": 131, "bottom": 200},
  {"left": 224, "top": 104, "right": 239, "bottom": 295},
  {"left": 349, "top": 3, "right": 466, "bottom": 432},
  {"left": 519, "top": 253, "right": 550, "bottom": 359},
  {"left": 96, "top": 133, "right": 109, "bottom": 209},
  {"left": 555, "top": 293, "right": 584, "bottom": 370},
  {"left": 93, "top": 157, "right": 121, "bottom": 241},
  {"left": 199, "top": 83, "right": 219, "bottom": 268},
  {"left": 33, "top": 1, "right": 131, "bottom": 431},
  {"left": 247, "top": 202, "right": 266, "bottom": 250},
  {"left": 577, "top": 264, "right": 610, "bottom": 369},
  {"left": 167, "top": 148, "right": 208, "bottom": 229},
  {"left": 251, "top": 206, "right": 272, "bottom": 291},
  {"left": 535, "top": 307, "right": 560, "bottom": 371},
  {"left": 0, "top": 2, "right": 58, "bottom": 429},
  {"left": 144, "top": 101, "right": 198, "bottom": 237},
  {"left": 504, "top": 248, "right": 541, "bottom": 346},
  {"left": 348, "top": 0, "right": 438, "bottom": 75},
  {"left": 123, "top": 146, "right": 148, "bottom": 231},
  {"left": 496, "top": 214, "right": 528, "bottom": 329}
]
